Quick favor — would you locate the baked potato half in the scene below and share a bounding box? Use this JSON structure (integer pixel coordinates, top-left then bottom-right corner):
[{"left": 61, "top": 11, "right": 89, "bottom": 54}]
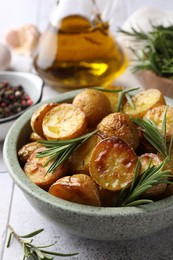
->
[
  {"left": 89, "top": 137, "right": 138, "bottom": 191},
  {"left": 42, "top": 103, "right": 87, "bottom": 140},
  {"left": 123, "top": 89, "right": 166, "bottom": 118}
]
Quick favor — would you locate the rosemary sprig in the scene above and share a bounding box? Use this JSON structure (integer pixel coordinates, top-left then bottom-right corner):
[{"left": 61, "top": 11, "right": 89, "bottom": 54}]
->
[
  {"left": 133, "top": 106, "right": 173, "bottom": 160},
  {"left": 95, "top": 87, "right": 139, "bottom": 111},
  {"left": 37, "top": 130, "right": 97, "bottom": 173},
  {"left": 115, "top": 157, "right": 173, "bottom": 207},
  {"left": 119, "top": 24, "right": 173, "bottom": 79},
  {"left": 7, "top": 225, "right": 78, "bottom": 260},
  {"left": 114, "top": 107, "right": 173, "bottom": 207}
]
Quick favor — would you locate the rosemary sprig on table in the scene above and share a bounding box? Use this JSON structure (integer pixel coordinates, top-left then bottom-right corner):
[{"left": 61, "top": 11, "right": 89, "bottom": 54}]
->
[
  {"left": 119, "top": 25, "right": 173, "bottom": 79},
  {"left": 115, "top": 157, "right": 173, "bottom": 207},
  {"left": 95, "top": 87, "right": 139, "bottom": 111},
  {"left": 7, "top": 225, "right": 78, "bottom": 260},
  {"left": 36, "top": 130, "right": 97, "bottom": 173}
]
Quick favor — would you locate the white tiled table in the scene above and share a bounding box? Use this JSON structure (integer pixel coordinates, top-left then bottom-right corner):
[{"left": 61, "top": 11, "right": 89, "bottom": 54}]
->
[{"left": 1, "top": 1, "right": 173, "bottom": 259}]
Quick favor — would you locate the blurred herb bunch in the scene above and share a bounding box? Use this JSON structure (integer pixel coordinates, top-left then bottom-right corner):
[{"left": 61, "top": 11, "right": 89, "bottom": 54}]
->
[{"left": 119, "top": 24, "right": 173, "bottom": 79}]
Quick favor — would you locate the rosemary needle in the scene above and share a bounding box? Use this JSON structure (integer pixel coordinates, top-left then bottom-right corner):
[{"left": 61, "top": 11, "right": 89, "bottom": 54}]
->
[
  {"left": 37, "top": 130, "right": 97, "bottom": 173},
  {"left": 95, "top": 86, "right": 139, "bottom": 111}
]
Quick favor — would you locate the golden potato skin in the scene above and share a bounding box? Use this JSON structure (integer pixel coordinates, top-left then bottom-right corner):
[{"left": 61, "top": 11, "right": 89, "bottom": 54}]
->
[
  {"left": 89, "top": 137, "right": 138, "bottom": 191},
  {"left": 42, "top": 103, "right": 87, "bottom": 140},
  {"left": 18, "top": 142, "right": 43, "bottom": 164},
  {"left": 31, "top": 103, "right": 58, "bottom": 138},
  {"left": 49, "top": 174, "right": 101, "bottom": 206},
  {"left": 123, "top": 89, "right": 166, "bottom": 118},
  {"left": 103, "top": 85, "right": 125, "bottom": 113},
  {"left": 72, "top": 89, "right": 111, "bottom": 128},
  {"left": 68, "top": 134, "right": 101, "bottom": 175},
  {"left": 157, "top": 184, "right": 173, "bottom": 200},
  {"left": 97, "top": 112, "right": 139, "bottom": 150},
  {"left": 144, "top": 105, "right": 173, "bottom": 142},
  {"left": 139, "top": 153, "right": 167, "bottom": 197},
  {"left": 29, "top": 132, "right": 44, "bottom": 142},
  {"left": 24, "top": 147, "right": 68, "bottom": 190}
]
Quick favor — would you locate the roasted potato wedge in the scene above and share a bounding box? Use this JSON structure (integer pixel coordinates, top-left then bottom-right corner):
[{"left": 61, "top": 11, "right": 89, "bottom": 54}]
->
[
  {"left": 139, "top": 153, "right": 167, "bottom": 197},
  {"left": 89, "top": 137, "right": 138, "bottom": 191},
  {"left": 42, "top": 103, "right": 87, "bottom": 140},
  {"left": 68, "top": 134, "right": 101, "bottom": 175},
  {"left": 72, "top": 88, "right": 111, "bottom": 128},
  {"left": 48, "top": 174, "right": 101, "bottom": 206},
  {"left": 144, "top": 105, "right": 173, "bottom": 142},
  {"left": 31, "top": 103, "right": 58, "bottom": 138},
  {"left": 97, "top": 112, "right": 139, "bottom": 150},
  {"left": 24, "top": 147, "right": 68, "bottom": 190},
  {"left": 123, "top": 89, "right": 166, "bottom": 118},
  {"left": 18, "top": 141, "right": 43, "bottom": 164}
]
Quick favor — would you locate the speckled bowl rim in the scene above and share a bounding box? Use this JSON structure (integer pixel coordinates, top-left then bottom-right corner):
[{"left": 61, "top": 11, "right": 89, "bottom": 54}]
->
[
  {"left": 0, "top": 71, "right": 44, "bottom": 124},
  {"left": 3, "top": 89, "right": 173, "bottom": 218}
]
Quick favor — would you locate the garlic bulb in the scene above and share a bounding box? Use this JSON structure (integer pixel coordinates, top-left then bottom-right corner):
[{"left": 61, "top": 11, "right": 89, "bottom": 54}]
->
[
  {"left": 0, "top": 43, "right": 11, "bottom": 70},
  {"left": 5, "top": 24, "right": 40, "bottom": 55}
]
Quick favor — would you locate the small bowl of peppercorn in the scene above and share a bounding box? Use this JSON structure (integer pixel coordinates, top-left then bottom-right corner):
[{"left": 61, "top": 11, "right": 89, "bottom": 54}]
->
[{"left": 0, "top": 71, "right": 44, "bottom": 141}]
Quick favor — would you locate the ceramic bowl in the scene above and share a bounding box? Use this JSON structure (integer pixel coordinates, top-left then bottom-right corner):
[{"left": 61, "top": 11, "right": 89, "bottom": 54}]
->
[
  {"left": 0, "top": 71, "right": 44, "bottom": 141},
  {"left": 3, "top": 90, "right": 173, "bottom": 241}
]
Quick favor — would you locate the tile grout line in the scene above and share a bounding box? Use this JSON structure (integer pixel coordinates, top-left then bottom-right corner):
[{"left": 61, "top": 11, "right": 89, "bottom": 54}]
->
[{"left": 0, "top": 182, "right": 15, "bottom": 260}]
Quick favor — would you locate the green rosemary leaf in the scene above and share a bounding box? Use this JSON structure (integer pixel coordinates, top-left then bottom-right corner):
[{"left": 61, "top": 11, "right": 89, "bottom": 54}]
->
[
  {"left": 6, "top": 231, "right": 13, "bottom": 248},
  {"left": 94, "top": 87, "right": 122, "bottom": 93},
  {"left": 22, "top": 242, "right": 30, "bottom": 258},
  {"left": 36, "top": 145, "right": 70, "bottom": 158},
  {"left": 128, "top": 159, "right": 141, "bottom": 194},
  {"left": 117, "top": 91, "right": 124, "bottom": 112},
  {"left": 20, "top": 229, "right": 44, "bottom": 238},
  {"left": 37, "top": 242, "right": 57, "bottom": 249},
  {"left": 123, "top": 87, "right": 140, "bottom": 94},
  {"left": 33, "top": 247, "right": 45, "bottom": 259},
  {"left": 125, "top": 199, "right": 153, "bottom": 207},
  {"left": 40, "top": 249, "right": 78, "bottom": 257},
  {"left": 125, "top": 93, "right": 135, "bottom": 109},
  {"left": 162, "top": 106, "right": 168, "bottom": 146}
]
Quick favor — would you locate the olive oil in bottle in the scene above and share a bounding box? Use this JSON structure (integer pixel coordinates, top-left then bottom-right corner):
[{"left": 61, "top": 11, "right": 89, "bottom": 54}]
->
[{"left": 33, "top": 3, "right": 127, "bottom": 89}]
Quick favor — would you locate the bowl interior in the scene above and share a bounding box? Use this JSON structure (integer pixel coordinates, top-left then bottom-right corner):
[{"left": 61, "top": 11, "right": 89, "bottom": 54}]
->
[
  {"left": 0, "top": 71, "right": 44, "bottom": 123},
  {"left": 3, "top": 89, "right": 173, "bottom": 218}
]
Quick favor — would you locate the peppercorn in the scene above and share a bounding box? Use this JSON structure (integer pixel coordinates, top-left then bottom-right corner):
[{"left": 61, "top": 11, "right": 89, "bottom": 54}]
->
[{"left": 0, "top": 81, "right": 33, "bottom": 119}]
